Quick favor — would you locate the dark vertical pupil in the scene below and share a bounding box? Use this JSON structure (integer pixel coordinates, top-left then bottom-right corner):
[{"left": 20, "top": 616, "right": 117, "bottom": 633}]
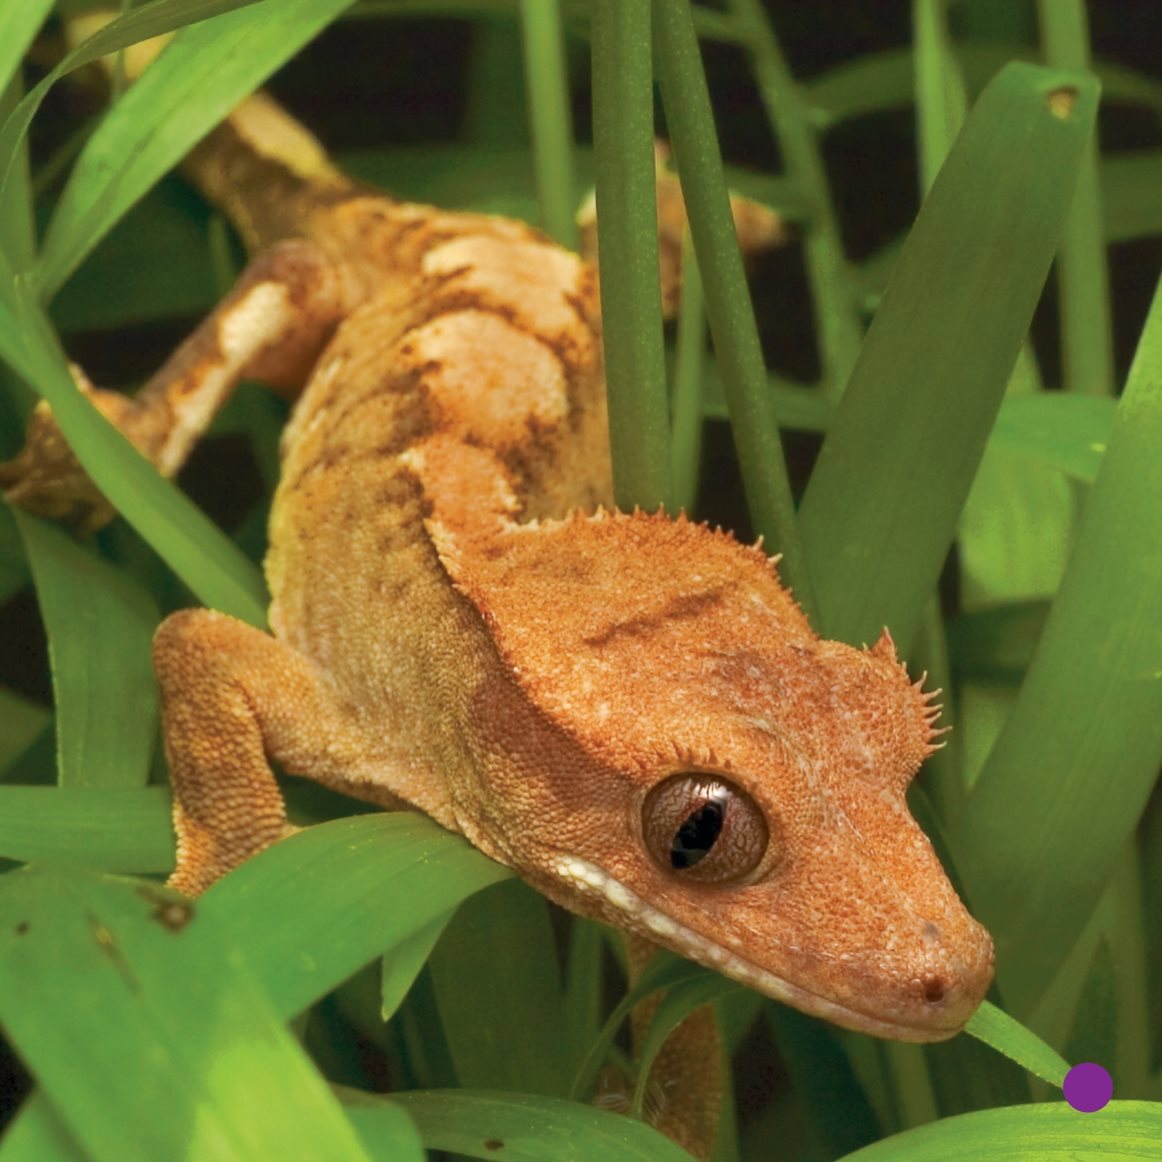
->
[{"left": 670, "top": 801, "right": 725, "bottom": 869}]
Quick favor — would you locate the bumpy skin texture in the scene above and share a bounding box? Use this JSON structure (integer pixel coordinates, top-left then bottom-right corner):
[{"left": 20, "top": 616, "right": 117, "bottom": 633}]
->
[{"left": 5, "top": 69, "right": 993, "bottom": 1158}]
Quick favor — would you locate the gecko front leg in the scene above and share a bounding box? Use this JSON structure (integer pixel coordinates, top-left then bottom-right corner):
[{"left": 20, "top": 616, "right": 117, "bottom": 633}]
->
[
  {"left": 0, "top": 238, "right": 350, "bottom": 529},
  {"left": 153, "top": 608, "right": 425, "bottom": 896}
]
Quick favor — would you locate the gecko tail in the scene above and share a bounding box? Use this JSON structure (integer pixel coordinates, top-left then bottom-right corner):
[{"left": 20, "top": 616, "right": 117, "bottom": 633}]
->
[
  {"left": 181, "top": 91, "right": 362, "bottom": 254},
  {"left": 65, "top": 13, "right": 363, "bottom": 254}
]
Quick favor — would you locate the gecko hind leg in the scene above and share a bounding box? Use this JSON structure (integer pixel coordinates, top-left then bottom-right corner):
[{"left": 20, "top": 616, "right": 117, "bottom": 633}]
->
[
  {"left": 153, "top": 608, "right": 378, "bottom": 897},
  {"left": 0, "top": 237, "right": 349, "bottom": 531}
]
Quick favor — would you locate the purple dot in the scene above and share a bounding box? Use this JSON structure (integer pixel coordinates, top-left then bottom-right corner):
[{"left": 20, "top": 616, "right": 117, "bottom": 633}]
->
[{"left": 1063, "top": 1062, "right": 1113, "bottom": 1112}]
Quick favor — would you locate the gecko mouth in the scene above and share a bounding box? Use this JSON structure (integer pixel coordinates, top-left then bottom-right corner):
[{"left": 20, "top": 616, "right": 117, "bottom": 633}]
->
[{"left": 550, "top": 854, "right": 973, "bottom": 1043}]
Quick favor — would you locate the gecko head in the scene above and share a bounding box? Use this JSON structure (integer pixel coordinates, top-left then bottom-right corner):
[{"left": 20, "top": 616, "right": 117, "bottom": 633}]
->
[{"left": 435, "top": 508, "right": 995, "bottom": 1042}]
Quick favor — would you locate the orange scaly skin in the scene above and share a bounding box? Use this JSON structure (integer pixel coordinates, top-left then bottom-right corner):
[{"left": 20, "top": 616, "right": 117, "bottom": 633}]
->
[{"left": 4, "top": 35, "right": 994, "bottom": 1141}]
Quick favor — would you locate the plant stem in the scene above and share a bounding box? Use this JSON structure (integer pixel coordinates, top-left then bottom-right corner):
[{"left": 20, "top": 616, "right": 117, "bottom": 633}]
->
[
  {"left": 652, "top": 0, "right": 813, "bottom": 613},
  {"left": 590, "top": 0, "right": 672, "bottom": 512},
  {"left": 1037, "top": 0, "right": 1114, "bottom": 396},
  {"left": 519, "top": 0, "right": 578, "bottom": 249}
]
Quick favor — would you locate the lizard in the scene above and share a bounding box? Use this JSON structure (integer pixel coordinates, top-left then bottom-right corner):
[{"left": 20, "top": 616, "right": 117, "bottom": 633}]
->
[{"left": 2, "top": 17, "right": 995, "bottom": 1158}]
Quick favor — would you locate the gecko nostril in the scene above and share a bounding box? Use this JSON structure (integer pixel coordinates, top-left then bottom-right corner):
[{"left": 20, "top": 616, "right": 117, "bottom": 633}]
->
[{"left": 921, "top": 974, "right": 947, "bottom": 1005}]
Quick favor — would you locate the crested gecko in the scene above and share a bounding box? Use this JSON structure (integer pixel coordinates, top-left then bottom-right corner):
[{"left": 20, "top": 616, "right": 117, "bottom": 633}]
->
[{"left": 3, "top": 24, "right": 994, "bottom": 1159}]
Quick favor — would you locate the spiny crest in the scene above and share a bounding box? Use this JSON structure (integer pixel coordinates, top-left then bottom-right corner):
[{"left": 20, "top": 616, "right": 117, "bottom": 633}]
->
[
  {"left": 490, "top": 503, "right": 785, "bottom": 583},
  {"left": 426, "top": 503, "right": 813, "bottom": 735}
]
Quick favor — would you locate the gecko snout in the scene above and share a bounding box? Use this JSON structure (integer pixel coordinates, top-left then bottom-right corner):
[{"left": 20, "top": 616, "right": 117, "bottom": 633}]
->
[{"left": 902, "top": 915, "right": 995, "bottom": 1037}]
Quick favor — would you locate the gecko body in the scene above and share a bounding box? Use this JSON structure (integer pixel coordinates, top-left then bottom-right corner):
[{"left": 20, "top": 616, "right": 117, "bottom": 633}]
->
[{"left": 3, "top": 45, "right": 993, "bottom": 1135}]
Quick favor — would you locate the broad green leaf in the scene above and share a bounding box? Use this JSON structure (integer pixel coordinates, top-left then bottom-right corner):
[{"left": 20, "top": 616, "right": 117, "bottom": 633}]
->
[
  {"left": 0, "top": 785, "right": 173, "bottom": 871},
  {"left": 841, "top": 1100, "right": 1162, "bottom": 1161},
  {"left": 428, "top": 879, "right": 569, "bottom": 1096},
  {"left": 0, "top": 866, "right": 372, "bottom": 1162},
  {"left": 39, "top": 0, "right": 357, "bottom": 296},
  {"left": 953, "top": 276, "right": 1162, "bottom": 1014},
  {"left": 798, "top": 63, "right": 1099, "bottom": 650},
  {"left": 346, "top": 1088, "right": 698, "bottom": 1162},
  {"left": 14, "top": 511, "right": 157, "bottom": 788},
  {"left": 200, "top": 813, "right": 513, "bottom": 1020}
]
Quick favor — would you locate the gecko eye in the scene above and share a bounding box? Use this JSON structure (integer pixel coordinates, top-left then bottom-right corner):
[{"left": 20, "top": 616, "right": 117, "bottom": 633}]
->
[{"left": 642, "top": 772, "right": 769, "bottom": 884}]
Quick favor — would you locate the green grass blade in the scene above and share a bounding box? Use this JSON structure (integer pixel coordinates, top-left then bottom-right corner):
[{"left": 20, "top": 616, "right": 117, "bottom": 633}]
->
[
  {"left": 519, "top": 0, "right": 578, "bottom": 249},
  {"left": 200, "top": 813, "right": 512, "bottom": 1020},
  {"left": 653, "top": 0, "right": 811, "bottom": 611},
  {"left": 0, "top": 1093, "right": 87, "bottom": 1162},
  {"left": 0, "top": 274, "right": 268, "bottom": 624},
  {"left": 670, "top": 230, "right": 706, "bottom": 514},
  {"left": 630, "top": 974, "right": 736, "bottom": 1117},
  {"left": 0, "top": 501, "right": 28, "bottom": 601},
  {"left": 0, "top": 5, "right": 51, "bottom": 270},
  {"left": 797, "top": 63, "right": 1099, "bottom": 650},
  {"left": 951, "top": 275, "right": 1162, "bottom": 1014},
  {"left": 380, "top": 912, "right": 452, "bottom": 1020},
  {"left": 0, "top": 4, "right": 53, "bottom": 98},
  {"left": 1037, "top": 0, "right": 1114, "bottom": 397},
  {"left": 965, "top": 1001, "right": 1069, "bottom": 1085},
  {"left": 353, "top": 1089, "right": 698, "bottom": 1162},
  {"left": 562, "top": 918, "right": 607, "bottom": 1077},
  {"left": 805, "top": 43, "right": 1162, "bottom": 128},
  {"left": 569, "top": 950, "right": 707, "bottom": 1102},
  {"left": 912, "top": 0, "right": 967, "bottom": 193},
  {"left": 0, "top": 785, "right": 173, "bottom": 870},
  {"left": 0, "top": 866, "right": 373, "bottom": 1162},
  {"left": 726, "top": 0, "right": 863, "bottom": 395},
  {"left": 428, "top": 880, "right": 569, "bottom": 1096},
  {"left": 590, "top": 0, "right": 671, "bottom": 513},
  {"left": 0, "top": 688, "right": 50, "bottom": 775},
  {"left": 958, "top": 440, "right": 1073, "bottom": 610},
  {"left": 38, "top": 0, "right": 355, "bottom": 298},
  {"left": 349, "top": 1099, "right": 425, "bottom": 1162},
  {"left": 0, "top": 0, "right": 270, "bottom": 257},
  {"left": 989, "top": 392, "right": 1115, "bottom": 484},
  {"left": 13, "top": 512, "right": 157, "bottom": 789},
  {"left": 946, "top": 601, "right": 1050, "bottom": 680},
  {"left": 1103, "top": 149, "right": 1162, "bottom": 243}
]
